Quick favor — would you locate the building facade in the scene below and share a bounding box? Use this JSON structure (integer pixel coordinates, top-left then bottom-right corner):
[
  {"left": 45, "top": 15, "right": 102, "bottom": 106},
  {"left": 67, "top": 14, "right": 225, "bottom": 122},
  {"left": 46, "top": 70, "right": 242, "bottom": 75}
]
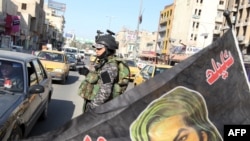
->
[
  {"left": 0, "top": 0, "right": 65, "bottom": 51},
  {"left": 116, "top": 27, "right": 157, "bottom": 59},
  {"left": 156, "top": 4, "right": 174, "bottom": 64},
  {"left": 227, "top": 0, "right": 250, "bottom": 61},
  {"left": 157, "top": 0, "right": 232, "bottom": 63}
]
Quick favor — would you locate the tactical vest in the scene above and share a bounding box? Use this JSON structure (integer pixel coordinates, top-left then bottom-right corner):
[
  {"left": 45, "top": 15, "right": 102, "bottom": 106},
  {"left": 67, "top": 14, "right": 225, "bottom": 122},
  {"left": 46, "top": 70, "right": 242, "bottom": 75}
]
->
[{"left": 78, "top": 58, "right": 130, "bottom": 100}]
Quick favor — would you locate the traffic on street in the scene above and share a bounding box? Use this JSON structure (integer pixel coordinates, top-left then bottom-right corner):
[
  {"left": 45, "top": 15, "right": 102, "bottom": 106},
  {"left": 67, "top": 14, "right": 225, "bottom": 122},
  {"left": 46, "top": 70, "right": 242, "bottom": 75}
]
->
[
  {"left": 1, "top": 0, "right": 250, "bottom": 140},
  {"left": 28, "top": 56, "right": 134, "bottom": 138}
]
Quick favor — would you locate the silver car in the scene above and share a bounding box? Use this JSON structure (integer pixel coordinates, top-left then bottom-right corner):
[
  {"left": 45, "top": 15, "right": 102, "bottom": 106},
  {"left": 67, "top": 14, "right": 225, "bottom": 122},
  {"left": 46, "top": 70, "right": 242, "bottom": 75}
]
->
[{"left": 0, "top": 50, "right": 53, "bottom": 141}]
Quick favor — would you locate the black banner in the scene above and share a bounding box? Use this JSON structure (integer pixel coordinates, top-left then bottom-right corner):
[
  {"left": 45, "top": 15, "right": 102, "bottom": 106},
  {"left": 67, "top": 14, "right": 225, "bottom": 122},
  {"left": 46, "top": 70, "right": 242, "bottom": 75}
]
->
[{"left": 23, "top": 29, "right": 250, "bottom": 141}]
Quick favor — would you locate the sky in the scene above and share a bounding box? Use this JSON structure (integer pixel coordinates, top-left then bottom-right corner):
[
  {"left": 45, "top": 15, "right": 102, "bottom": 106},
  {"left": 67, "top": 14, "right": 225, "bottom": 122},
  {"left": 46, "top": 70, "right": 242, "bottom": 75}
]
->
[{"left": 46, "top": 0, "right": 173, "bottom": 41}]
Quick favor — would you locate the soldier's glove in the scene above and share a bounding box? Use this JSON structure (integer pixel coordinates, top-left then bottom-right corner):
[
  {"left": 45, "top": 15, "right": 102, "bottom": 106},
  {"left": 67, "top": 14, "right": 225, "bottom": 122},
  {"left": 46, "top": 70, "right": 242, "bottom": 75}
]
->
[{"left": 78, "top": 66, "right": 89, "bottom": 76}]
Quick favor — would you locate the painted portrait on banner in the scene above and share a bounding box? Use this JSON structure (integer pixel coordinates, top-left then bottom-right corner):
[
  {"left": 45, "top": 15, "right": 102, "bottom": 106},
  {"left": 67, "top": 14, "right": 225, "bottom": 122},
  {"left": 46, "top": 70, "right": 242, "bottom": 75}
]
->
[{"left": 130, "top": 86, "right": 222, "bottom": 141}]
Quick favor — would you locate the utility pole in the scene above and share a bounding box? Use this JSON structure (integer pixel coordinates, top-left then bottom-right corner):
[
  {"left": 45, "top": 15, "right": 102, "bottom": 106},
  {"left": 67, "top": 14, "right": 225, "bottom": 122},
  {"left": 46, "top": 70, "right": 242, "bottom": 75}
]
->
[{"left": 133, "top": 0, "right": 143, "bottom": 60}]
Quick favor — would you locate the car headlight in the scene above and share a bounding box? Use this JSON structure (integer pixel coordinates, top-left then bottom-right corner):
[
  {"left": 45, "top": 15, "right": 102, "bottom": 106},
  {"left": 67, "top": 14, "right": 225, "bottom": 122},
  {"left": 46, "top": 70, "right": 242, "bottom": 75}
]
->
[{"left": 53, "top": 68, "right": 64, "bottom": 73}]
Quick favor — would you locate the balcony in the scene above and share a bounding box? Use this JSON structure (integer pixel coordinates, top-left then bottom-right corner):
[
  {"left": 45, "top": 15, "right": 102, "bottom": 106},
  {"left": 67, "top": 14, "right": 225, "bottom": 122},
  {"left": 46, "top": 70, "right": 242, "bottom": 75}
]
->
[
  {"left": 238, "top": 4, "right": 245, "bottom": 9},
  {"left": 237, "top": 35, "right": 245, "bottom": 42},
  {"left": 160, "top": 18, "right": 167, "bottom": 24},
  {"left": 217, "top": 4, "right": 226, "bottom": 11},
  {"left": 213, "top": 29, "right": 221, "bottom": 34},
  {"left": 215, "top": 16, "right": 223, "bottom": 23},
  {"left": 231, "top": 7, "right": 238, "bottom": 12},
  {"left": 158, "top": 26, "right": 167, "bottom": 32},
  {"left": 192, "top": 15, "right": 200, "bottom": 19},
  {"left": 157, "top": 38, "right": 164, "bottom": 43}
]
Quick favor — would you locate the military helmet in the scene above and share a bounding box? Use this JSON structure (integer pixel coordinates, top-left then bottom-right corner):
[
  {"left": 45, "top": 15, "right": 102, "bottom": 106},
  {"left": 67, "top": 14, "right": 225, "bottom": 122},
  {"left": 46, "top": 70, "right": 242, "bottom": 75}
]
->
[{"left": 95, "top": 30, "right": 119, "bottom": 50}]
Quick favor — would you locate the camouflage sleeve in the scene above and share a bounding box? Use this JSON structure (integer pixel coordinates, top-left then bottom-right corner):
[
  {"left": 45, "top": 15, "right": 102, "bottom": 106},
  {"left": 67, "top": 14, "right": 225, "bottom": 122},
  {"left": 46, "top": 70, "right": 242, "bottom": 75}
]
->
[{"left": 89, "top": 62, "right": 118, "bottom": 109}]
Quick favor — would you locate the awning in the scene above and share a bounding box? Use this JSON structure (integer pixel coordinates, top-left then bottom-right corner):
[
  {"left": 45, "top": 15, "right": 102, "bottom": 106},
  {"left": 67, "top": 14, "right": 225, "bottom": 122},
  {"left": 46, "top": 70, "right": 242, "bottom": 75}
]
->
[
  {"left": 169, "top": 54, "right": 189, "bottom": 62},
  {"left": 139, "top": 51, "right": 156, "bottom": 58}
]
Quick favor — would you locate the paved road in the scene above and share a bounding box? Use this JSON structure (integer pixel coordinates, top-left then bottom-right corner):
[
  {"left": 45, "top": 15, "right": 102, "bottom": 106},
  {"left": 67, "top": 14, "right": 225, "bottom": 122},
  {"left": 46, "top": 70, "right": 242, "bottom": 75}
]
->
[
  {"left": 28, "top": 57, "right": 134, "bottom": 138},
  {"left": 28, "top": 71, "right": 85, "bottom": 137}
]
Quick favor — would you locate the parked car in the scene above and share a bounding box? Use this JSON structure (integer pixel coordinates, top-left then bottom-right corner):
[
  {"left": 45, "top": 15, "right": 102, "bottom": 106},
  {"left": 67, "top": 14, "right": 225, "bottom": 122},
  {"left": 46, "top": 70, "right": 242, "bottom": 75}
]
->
[
  {"left": 62, "top": 46, "right": 80, "bottom": 60},
  {"left": 79, "top": 49, "right": 85, "bottom": 59},
  {"left": 124, "top": 59, "right": 140, "bottom": 81},
  {"left": 133, "top": 64, "right": 173, "bottom": 86},
  {"left": 66, "top": 53, "right": 78, "bottom": 71},
  {"left": 0, "top": 50, "right": 53, "bottom": 141},
  {"left": 37, "top": 50, "right": 70, "bottom": 84}
]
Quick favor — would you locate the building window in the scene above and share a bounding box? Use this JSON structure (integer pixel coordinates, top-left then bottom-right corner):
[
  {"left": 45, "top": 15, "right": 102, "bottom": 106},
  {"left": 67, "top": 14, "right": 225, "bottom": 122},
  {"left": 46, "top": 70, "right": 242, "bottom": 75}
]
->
[
  {"left": 194, "top": 34, "right": 197, "bottom": 41},
  {"left": 219, "top": 0, "right": 224, "bottom": 5},
  {"left": 241, "top": 0, "right": 245, "bottom": 5},
  {"left": 198, "top": 9, "right": 201, "bottom": 16},
  {"left": 21, "top": 3, "right": 27, "bottom": 10},
  {"left": 192, "top": 22, "right": 195, "bottom": 28},
  {"left": 196, "top": 22, "right": 199, "bottom": 29},
  {"left": 243, "top": 26, "right": 247, "bottom": 36}
]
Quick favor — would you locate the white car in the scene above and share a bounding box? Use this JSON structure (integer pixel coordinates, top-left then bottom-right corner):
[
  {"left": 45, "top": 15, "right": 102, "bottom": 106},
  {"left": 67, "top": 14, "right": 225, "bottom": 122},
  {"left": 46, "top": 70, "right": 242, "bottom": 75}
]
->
[
  {"left": 79, "top": 49, "right": 85, "bottom": 59},
  {"left": 62, "top": 46, "right": 80, "bottom": 59}
]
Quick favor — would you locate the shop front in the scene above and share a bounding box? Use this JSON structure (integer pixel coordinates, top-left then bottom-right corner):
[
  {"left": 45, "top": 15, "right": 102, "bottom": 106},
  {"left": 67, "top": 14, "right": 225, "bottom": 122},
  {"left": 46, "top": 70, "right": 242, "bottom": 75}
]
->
[{"left": 139, "top": 51, "right": 157, "bottom": 63}]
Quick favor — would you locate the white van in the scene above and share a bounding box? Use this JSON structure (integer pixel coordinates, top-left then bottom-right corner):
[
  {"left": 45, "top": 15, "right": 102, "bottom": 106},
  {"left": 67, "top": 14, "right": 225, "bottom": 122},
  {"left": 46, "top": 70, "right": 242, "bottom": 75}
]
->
[
  {"left": 62, "top": 46, "right": 80, "bottom": 59},
  {"left": 79, "top": 49, "right": 85, "bottom": 58}
]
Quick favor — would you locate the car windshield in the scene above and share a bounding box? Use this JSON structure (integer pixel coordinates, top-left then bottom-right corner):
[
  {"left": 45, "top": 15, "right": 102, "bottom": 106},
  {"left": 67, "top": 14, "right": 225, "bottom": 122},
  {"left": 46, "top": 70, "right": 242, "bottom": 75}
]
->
[
  {"left": 154, "top": 67, "right": 169, "bottom": 76},
  {"left": 71, "top": 49, "right": 77, "bottom": 53},
  {"left": 0, "top": 60, "right": 24, "bottom": 92},
  {"left": 38, "top": 52, "right": 64, "bottom": 62},
  {"left": 66, "top": 53, "right": 76, "bottom": 59},
  {"left": 64, "top": 48, "right": 77, "bottom": 54},
  {"left": 125, "top": 60, "right": 137, "bottom": 67}
]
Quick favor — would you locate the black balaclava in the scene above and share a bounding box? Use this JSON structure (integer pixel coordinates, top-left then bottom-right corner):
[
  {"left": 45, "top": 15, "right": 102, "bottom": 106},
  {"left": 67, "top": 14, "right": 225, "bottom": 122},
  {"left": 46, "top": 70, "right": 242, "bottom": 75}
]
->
[
  {"left": 95, "top": 48, "right": 115, "bottom": 70},
  {"left": 97, "top": 47, "right": 115, "bottom": 60}
]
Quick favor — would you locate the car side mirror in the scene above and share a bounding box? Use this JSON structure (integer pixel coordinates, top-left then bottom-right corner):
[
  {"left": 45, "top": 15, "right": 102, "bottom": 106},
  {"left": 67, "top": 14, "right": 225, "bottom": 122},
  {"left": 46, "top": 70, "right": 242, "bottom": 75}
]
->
[{"left": 29, "top": 85, "right": 45, "bottom": 94}]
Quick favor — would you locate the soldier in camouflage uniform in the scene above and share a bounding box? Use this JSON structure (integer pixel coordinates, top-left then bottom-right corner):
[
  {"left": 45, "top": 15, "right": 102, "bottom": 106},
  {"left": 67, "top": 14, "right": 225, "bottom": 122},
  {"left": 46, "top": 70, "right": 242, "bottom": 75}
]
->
[{"left": 78, "top": 30, "right": 120, "bottom": 112}]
